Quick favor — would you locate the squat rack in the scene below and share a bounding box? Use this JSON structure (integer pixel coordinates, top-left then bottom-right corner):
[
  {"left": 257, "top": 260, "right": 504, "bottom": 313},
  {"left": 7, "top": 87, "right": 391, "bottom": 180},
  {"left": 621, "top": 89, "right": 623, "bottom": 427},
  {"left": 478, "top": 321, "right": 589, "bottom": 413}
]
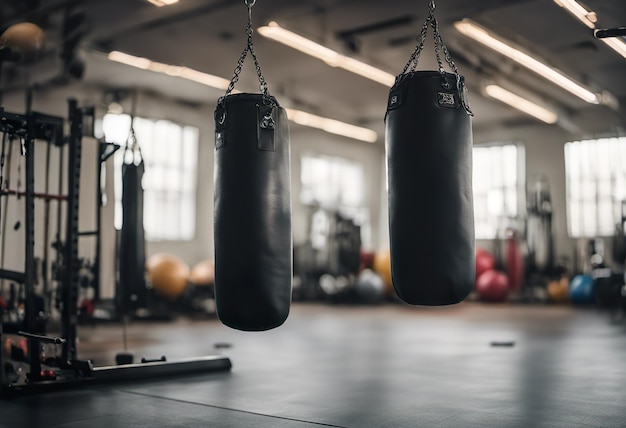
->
[
  {"left": 0, "top": 98, "right": 82, "bottom": 383},
  {"left": 0, "top": 98, "right": 230, "bottom": 397}
]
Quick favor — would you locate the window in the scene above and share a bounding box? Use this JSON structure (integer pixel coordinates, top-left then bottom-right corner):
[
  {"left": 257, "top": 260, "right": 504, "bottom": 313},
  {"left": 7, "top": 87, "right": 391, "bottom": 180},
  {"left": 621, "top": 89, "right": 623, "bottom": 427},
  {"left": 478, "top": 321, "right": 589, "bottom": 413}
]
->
[
  {"left": 472, "top": 144, "right": 525, "bottom": 239},
  {"left": 101, "top": 114, "right": 199, "bottom": 241},
  {"left": 564, "top": 137, "right": 626, "bottom": 238},
  {"left": 301, "top": 155, "right": 364, "bottom": 208},
  {"left": 300, "top": 154, "right": 371, "bottom": 247}
]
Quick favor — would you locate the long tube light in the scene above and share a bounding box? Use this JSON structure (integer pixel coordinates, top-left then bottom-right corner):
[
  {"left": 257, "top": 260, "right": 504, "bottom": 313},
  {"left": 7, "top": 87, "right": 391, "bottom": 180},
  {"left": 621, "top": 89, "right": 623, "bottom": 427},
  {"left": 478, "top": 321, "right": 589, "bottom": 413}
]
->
[
  {"left": 485, "top": 85, "right": 558, "bottom": 124},
  {"left": 146, "top": 0, "right": 179, "bottom": 6},
  {"left": 108, "top": 50, "right": 232, "bottom": 89},
  {"left": 285, "top": 108, "right": 377, "bottom": 143},
  {"left": 454, "top": 19, "right": 600, "bottom": 104},
  {"left": 108, "top": 50, "right": 378, "bottom": 143},
  {"left": 553, "top": 0, "right": 597, "bottom": 28},
  {"left": 554, "top": 0, "right": 626, "bottom": 59},
  {"left": 257, "top": 21, "right": 395, "bottom": 87}
]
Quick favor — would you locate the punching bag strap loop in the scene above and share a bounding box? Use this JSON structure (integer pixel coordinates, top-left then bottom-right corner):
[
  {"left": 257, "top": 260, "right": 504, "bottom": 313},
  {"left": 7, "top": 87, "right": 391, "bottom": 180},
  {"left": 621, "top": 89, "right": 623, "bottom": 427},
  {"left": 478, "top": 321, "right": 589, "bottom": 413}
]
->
[{"left": 223, "top": 0, "right": 274, "bottom": 107}]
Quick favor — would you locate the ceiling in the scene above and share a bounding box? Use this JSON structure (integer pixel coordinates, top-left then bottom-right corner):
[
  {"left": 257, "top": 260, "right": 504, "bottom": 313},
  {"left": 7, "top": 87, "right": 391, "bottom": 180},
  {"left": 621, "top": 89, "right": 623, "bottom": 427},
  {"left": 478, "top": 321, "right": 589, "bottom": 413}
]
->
[{"left": 1, "top": 0, "right": 625, "bottom": 141}]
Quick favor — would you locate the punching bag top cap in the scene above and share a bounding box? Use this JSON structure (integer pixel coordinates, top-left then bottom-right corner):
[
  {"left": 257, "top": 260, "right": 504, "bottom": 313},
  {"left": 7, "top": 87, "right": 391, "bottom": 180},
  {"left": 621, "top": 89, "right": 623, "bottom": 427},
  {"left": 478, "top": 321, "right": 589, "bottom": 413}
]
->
[
  {"left": 388, "top": 71, "right": 467, "bottom": 113},
  {"left": 219, "top": 93, "right": 280, "bottom": 106}
]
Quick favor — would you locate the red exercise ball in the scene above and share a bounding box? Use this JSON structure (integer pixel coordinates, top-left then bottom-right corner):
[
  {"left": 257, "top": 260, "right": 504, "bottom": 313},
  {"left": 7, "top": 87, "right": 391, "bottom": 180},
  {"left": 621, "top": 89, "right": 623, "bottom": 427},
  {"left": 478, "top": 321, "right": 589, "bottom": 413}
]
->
[
  {"left": 475, "top": 247, "right": 495, "bottom": 280},
  {"left": 475, "top": 269, "right": 509, "bottom": 303}
]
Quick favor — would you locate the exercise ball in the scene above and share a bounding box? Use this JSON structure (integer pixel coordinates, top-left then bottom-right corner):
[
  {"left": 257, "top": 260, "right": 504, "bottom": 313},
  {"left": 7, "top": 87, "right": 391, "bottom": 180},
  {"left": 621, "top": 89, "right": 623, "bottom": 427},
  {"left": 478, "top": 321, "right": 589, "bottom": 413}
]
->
[
  {"left": 355, "top": 269, "right": 385, "bottom": 304},
  {"left": 569, "top": 274, "right": 594, "bottom": 304},
  {"left": 146, "top": 253, "right": 190, "bottom": 300},
  {"left": 547, "top": 276, "right": 569, "bottom": 303},
  {"left": 360, "top": 251, "right": 375, "bottom": 270},
  {"left": 475, "top": 269, "right": 509, "bottom": 302},
  {"left": 475, "top": 247, "right": 495, "bottom": 280},
  {"left": 0, "top": 22, "right": 44, "bottom": 60},
  {"left": 373, "top": 250, "right": 393, "bottom": 295},
  {"left": 190, "top": 260, "right": 215, "bottom": 286}
]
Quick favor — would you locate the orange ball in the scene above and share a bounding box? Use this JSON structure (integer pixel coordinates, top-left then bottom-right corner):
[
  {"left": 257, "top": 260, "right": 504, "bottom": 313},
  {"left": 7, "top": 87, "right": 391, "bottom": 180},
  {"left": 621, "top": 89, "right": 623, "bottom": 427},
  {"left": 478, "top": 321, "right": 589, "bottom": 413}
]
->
[
  {"left": 146, "top": 253, "right": 190, "bottom": 300},
  {"left": 547, "top": 276, "right": 570, "bottom": 303},
  {"left": 190, "top": 260, "right": 215, "bottom": 286},
  {"left": 1, "top": 22, "right": 44, "bottom": 59},
  {"left": 372, "top": 250, "right": 393, "bottom": 295}
]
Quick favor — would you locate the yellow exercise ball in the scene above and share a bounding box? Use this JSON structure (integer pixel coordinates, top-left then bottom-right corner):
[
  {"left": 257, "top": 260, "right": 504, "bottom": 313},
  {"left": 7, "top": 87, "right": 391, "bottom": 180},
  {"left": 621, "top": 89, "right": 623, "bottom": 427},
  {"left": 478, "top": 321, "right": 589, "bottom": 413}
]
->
[
  {"left": 1, "top": 22, "right": 44, "bottom": 59},
  {"left": 190, "top": 259, "right": 215, "bottom": 286},
  {"left": 373, "top": 250, "right": 393, "bottom": 296},
  {"left": 146, "top": 253, "right": 190, "bottom": 300}
]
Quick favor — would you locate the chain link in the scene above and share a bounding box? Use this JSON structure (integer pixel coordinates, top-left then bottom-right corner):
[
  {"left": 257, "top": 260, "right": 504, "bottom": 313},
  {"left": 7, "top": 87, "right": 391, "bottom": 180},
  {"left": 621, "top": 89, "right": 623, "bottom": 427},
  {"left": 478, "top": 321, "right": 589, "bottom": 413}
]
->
[
  {"left": 397, "top": 0, "right": 473, "bottom": 115},
  {"left": 400, "top": 0, "right": 458, "bottom": 76},
  {"left": 223, "top": 0, "right": 272, "bottom": 104}
]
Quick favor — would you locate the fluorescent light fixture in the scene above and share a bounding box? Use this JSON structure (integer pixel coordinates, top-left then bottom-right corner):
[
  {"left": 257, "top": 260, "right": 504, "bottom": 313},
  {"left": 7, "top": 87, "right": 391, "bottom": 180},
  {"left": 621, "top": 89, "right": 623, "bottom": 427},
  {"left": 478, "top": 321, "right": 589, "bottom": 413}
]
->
[
  {"left": 108, "top": 50, "right": 231, "bottom": 90},
  {"left": 600, "top": 37, "right": 626, "bottom": 59},
  {"left": 554, "top": 0, "right": 626, "bottom": 59},
  {"left": 146, "top": 0, "right": 179, "bottom": 6},
  {"left": 257, "top": 21, "right": 395, "bottom": 87},
  {"left": 285, "top": 108, "right": 378, "bottom": 143},
  {"left": 553, "top": 0, "right": 597, "bottom": 28},
  {"left": 454, "top": 19, "right": 600, "bottom": 104},
  {"left": 107, "top": 51, "right": 376, "bottom": 143},
  {"left": 485, "top": 84, "right": 558, "bottom": 124}
]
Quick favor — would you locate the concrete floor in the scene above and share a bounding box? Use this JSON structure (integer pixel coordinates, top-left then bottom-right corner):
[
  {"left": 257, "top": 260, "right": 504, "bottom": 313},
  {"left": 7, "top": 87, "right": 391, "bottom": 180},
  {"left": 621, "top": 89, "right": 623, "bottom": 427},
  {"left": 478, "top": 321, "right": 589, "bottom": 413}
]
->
[{"left": 1, "top": 302, "right": 626, "bottom": 427}]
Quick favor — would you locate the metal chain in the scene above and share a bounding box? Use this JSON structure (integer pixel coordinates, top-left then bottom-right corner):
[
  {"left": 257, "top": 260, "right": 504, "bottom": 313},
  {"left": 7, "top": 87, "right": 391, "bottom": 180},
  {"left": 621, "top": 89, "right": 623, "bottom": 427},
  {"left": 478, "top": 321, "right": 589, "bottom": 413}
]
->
[
  {"left": 223, "top": 0, "right": 272, "bottom": 103},
  {"left": 397, "top": 0, "right": 474, "bottom": 115},
  {"left": 400, "top": 15, "right": 430, "bottom": 77},
  {"left": 400, "top": 0, "right": 459, "bottom": 77},
  {"left": 430, "top": 15, "right": 446, "bottom": 75},
  {"left": 399, "top": 2, "right": 435, "bottom": 78}
]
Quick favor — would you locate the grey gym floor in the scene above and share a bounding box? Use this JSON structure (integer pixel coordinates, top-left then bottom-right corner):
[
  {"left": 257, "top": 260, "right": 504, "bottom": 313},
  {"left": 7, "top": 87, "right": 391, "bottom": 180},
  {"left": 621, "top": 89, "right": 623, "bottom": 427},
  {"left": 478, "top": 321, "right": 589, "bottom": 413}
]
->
[{"left": 1, "top": 302, "right": 625, "bottom": 427}]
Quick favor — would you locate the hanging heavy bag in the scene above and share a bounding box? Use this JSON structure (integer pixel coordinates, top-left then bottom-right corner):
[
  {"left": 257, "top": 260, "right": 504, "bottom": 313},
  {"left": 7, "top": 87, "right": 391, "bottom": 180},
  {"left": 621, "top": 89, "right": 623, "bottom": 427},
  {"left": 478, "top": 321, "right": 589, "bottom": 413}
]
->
[
  {"left": 117, "top": 130, "right": 147, "bottom": 314},
  {"left": 385, "top": 0, "right": 475, "bottom": 305},
  {"left": 213, "top": 0, "right": 292, "bottom": 331}
]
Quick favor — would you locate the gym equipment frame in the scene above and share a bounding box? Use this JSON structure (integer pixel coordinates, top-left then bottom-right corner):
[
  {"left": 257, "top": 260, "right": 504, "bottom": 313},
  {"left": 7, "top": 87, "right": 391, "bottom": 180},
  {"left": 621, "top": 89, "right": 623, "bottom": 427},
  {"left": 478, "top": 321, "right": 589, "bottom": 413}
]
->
[{"left": 0, "top": 99, "right": 231, "bottom": 397}]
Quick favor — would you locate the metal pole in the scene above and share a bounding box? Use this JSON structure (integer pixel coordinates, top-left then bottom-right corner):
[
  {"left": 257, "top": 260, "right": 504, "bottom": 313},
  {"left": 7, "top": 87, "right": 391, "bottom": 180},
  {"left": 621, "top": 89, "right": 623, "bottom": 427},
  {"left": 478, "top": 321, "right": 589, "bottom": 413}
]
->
[
  {"left": 61, "top": 99, "right": 81, "bottom": 364},
  {"left": 24, "top": 87, "right": 42, "bottom": 380}
]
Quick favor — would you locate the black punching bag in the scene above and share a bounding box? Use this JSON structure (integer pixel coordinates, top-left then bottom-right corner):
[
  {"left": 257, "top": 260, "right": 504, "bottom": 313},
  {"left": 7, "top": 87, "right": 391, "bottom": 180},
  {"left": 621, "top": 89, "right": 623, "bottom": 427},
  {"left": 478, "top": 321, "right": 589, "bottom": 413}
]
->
[
  {"left": 213, "top": 1, "right": 292, "bottom": 331},
  {"left": 385, "top": 2, "right": 475, "bottom": 305},
  {"left": 118, "top": 149, "right": 147, "bottom": 314}
]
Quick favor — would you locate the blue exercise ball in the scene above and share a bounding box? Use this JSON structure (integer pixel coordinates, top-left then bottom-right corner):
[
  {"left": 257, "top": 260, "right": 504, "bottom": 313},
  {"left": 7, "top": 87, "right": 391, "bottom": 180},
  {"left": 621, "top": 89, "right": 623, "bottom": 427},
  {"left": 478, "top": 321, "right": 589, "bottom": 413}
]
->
[{"left": 569, "top": 274, "right": 594, "bottom": 303}]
